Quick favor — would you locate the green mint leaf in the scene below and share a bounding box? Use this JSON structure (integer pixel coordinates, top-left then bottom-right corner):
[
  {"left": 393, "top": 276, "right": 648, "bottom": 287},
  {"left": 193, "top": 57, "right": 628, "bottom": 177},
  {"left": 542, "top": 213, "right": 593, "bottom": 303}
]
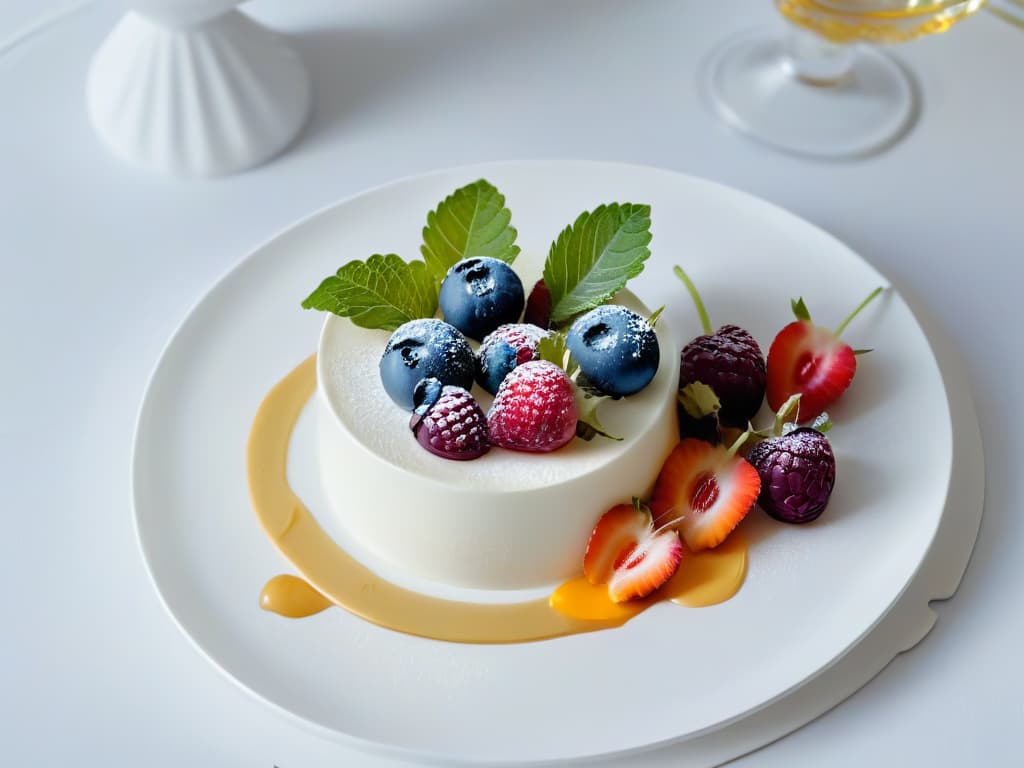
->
[
  {"left": 544, "top": 203, "right": 652, "bottom": 326},
  {"left": 536, "top": 331, "right": 578, "bottom": 376},
  {"left": 421, "top": 179, "right": 520, "bottom": 283},
  {"left": 536, "top": 332, "right": 566, "bottom": 367},
  {"left": 301, "top": 253, "right": 437, "bottom": 331}
]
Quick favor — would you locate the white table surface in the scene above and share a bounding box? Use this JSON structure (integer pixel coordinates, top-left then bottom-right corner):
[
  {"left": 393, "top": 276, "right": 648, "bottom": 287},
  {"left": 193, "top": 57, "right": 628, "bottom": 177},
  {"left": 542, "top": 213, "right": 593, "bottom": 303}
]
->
[{"left": 2, "top": 0, "right": 1020, "bottom": 765}]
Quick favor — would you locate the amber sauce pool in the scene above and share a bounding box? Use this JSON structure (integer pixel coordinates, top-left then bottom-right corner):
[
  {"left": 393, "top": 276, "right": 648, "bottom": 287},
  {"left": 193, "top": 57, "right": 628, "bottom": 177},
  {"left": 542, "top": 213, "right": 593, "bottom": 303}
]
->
[{"left": 250, "top": 355, "right": 747, "bottom": 643}]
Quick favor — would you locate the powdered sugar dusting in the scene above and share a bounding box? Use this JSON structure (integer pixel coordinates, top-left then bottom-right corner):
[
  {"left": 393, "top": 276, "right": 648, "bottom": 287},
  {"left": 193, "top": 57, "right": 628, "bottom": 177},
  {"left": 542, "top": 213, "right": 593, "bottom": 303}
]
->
[
  {"left": 319, "top": 290, "right": 674, "bottom": 491},
  {"left": 487, "top": 361, "right": 577, "bottom": 452}
]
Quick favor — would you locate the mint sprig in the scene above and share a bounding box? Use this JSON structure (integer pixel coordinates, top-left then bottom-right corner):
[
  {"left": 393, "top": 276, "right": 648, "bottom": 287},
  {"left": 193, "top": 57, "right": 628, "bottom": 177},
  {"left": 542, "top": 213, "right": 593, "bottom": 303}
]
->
[
  {"left": 543, "top": 203, "right": 652, "bottom": 326},
  {"left": 301, "top": 253, "right": 437, "bottom": 331},
  {"left": 421, "top": 179, "right": 520, "bottom": 283}
]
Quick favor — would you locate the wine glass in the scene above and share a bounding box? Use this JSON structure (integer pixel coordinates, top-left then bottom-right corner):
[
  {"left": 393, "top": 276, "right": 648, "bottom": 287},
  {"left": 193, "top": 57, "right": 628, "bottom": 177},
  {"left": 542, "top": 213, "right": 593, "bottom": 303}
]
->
[{"left": 704, "top": 1, "right": 987, "bottom": 158}]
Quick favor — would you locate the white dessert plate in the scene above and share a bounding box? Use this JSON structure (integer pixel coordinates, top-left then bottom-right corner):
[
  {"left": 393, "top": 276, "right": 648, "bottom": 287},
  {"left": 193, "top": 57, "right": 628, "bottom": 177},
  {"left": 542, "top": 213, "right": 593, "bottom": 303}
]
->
[{"left": 132, "top": 160, "right": 952, "bottom": 764}]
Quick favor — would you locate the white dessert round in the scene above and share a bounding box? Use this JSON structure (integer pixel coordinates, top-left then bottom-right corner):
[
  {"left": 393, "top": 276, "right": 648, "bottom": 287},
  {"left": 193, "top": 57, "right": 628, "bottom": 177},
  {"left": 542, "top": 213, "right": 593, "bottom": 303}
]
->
[{"left": 316, "top": 290, "right": 679, "bottom": 591}]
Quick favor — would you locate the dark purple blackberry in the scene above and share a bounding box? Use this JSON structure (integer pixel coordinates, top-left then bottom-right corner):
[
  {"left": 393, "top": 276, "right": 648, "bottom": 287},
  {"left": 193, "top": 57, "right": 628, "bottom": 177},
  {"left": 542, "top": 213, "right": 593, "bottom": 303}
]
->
[
  {"left": 679, "top": 324, "right": 766, "bottom": 427},
  {"left": 410, "top": 379, "right": 489, "bottom": 461},
  {"left": 674, "top": 266, "right": 765, "bottom": 427},
  {"left": 747, "top": 427, "right": 836, "bottom": 524}
]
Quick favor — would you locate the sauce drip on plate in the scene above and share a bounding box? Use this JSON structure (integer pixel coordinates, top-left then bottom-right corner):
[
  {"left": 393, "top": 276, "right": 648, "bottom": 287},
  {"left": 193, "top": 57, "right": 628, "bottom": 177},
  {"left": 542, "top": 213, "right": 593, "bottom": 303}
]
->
[{"left": 250, "top": 355, "right": 747, "bottom": 642}]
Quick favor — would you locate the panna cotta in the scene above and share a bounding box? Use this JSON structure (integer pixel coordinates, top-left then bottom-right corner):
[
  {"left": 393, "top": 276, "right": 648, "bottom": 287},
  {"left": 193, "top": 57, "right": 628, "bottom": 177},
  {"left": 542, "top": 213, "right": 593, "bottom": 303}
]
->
[{"left": 316, "top": 285, "right": 679, "bottom": 591}]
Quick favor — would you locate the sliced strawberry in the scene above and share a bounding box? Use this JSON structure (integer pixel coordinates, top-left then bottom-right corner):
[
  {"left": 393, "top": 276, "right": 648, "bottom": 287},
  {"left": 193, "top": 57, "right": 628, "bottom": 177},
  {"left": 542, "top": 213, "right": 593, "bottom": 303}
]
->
[
  {"left": 765, "top": 291, "right": 882, "bottom": 421},
  {"left": 607, "top": 530, "right": 684, "bottom": 603},
  {"left": 582, "top": 500, "right": 683, "bottom": 603},
  {"left": 649, "top": 438, "right": 760, "bottom": 551},
  {"left": 583, "top": 503, "right": 648, "bottom": 584},
  {"left": 766, "top": 320, "right": 856, "bottom": 420}
]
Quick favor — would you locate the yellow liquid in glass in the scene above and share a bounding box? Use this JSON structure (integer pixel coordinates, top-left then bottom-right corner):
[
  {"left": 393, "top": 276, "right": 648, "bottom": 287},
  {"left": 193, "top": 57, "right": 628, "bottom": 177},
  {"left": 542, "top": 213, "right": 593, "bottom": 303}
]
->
[{"left": 776, "top": 0, "right": 987, "bottom": 43}]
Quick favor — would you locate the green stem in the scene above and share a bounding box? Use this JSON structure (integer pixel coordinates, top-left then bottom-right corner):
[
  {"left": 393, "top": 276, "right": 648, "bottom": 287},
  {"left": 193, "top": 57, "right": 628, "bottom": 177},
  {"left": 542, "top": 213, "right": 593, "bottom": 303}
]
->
[
  {"left": 726, "top": 430, "right": 751, "bottom": 459},
  {"left": 774, "top": 394, "right": 803, "bottom": 436},
  {"left": 673, "top": 265, "right": 712, "bottom": 335},
  {"left": 834, "top": 287, "right": 884, "bottom": 338}
]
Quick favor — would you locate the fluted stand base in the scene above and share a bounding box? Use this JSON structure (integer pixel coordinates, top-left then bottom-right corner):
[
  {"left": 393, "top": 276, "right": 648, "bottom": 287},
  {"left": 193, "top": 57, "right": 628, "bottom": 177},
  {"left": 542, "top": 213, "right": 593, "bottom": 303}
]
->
[{"left": 87, "top": 9, "right": 312, "bottom": 176}]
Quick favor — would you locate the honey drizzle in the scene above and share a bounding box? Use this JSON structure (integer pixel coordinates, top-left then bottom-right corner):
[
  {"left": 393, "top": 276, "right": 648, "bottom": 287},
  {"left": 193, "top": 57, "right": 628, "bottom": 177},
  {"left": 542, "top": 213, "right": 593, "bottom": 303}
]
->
[
  {"left": 260, "top": 574, "right": 333, "bottom": 618},
  {"left": 250, "top": 355, "right": 747, "bottom": 643}
]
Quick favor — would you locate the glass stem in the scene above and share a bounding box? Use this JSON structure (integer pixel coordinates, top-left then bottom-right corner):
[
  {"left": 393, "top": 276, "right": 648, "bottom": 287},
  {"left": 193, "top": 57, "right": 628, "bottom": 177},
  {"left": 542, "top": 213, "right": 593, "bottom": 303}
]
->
[{"left": 783, "top": 25, "right": 854, "bottom": 86}]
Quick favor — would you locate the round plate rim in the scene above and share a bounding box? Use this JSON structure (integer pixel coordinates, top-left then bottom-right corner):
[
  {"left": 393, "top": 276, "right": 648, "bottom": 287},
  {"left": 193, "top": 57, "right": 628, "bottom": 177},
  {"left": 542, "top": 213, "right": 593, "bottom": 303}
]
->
[{"left": 130, "top": 158, "right": 953, "bottom": 764}]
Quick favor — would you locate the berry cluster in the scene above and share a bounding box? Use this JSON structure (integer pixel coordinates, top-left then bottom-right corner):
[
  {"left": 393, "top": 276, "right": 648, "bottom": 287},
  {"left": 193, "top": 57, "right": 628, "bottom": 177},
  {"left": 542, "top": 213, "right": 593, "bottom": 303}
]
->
[
  {"left": 579, "top": 268, "right": 882, "bottom": 605},
  {"left": 378, "top": 257, "right": 662, "bottom": 461},
  {"left": 672, "top": 265, "right": 880, "bottom": 524}
]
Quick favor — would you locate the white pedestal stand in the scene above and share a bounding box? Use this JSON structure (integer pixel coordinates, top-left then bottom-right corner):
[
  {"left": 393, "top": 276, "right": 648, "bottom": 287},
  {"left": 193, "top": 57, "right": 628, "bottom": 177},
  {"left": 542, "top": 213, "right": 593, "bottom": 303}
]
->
[{"left": 87, "top": 1, "right": 312, "bottom": 176}]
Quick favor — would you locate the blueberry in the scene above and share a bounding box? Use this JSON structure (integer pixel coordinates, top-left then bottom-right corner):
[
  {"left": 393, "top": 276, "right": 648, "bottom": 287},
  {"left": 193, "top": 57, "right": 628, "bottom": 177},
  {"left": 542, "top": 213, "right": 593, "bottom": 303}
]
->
[
  {"left": 379, "top": 319, "right": 474, "bottom": 410},
  {"left": 411, "top": 377, "right": 444, "bottom": 417},
  {"left": 566, "top": 305, "right": 660, "bottom": 397},
  {"left": 475, "top": 323, "right": 547, "bottom": 395},
  {"left": 438, "top": 257, "right": 524, "bottom": 341},
  {"left": 477, "top": 338, "right": 517, "bottom": 395}
]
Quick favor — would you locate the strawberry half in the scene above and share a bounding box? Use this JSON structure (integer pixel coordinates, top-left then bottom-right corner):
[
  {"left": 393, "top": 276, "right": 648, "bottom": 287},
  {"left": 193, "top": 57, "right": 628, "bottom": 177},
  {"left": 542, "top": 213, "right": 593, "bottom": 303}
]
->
[
  {"left": 583, "top": 501, "right": 683, "bottom": 603},
  {"left": 649, "top": 437, "right": 761, "bottom": 551},
  {"left": 766, "top": 290, "right": 882, "bottom": 421}
]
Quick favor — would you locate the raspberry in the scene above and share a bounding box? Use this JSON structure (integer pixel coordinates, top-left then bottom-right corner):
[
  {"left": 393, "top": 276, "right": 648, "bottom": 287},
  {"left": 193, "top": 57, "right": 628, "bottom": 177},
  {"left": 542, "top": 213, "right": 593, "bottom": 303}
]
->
[
  {"left": 410, "top": 379, "right": 489, "bottom": 461},
  {"left": 679, "top": 325, "right": 766, "bottom": 427},
  {"left": 487, "top": 360, "right": 578, "bottom": 453},
  {"left": 476, "top": 323, "right": 548, "bottom": 395},
  {"left": 747, "top": 427, "right": 835, "bottom": 524},
  {"left": 523, "top": 279, "right": 552, "bottom": 329}
]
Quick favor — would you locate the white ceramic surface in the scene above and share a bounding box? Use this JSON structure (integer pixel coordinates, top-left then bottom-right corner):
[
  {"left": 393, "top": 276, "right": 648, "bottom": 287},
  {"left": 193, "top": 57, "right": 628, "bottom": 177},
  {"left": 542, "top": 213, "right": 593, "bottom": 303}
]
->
[
  {"left": 131, "top": 161, "right": 952, "bottom": 764},
  {"left": 86, "top": 3, "right": 311, "bottom": 176},
  {"left": 317, "top": 277, "right": 679, "bottom": 591},
  {"left": 627, "top": 310, "right": 984, "bottom": 766}
]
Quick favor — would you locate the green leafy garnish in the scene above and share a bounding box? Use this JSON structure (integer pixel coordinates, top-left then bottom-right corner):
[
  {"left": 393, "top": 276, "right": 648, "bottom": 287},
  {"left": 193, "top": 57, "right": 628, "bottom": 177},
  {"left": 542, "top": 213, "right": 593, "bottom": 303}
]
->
[
  {"left": 301, "top": 254, "right": 437, "bottom": 331},
  {"left": 791, "top": 297, "right": 812, "bottom": 323},
  {"left": 536, "top": 332, "right": 579, "bottom": 377},
  {"left": 678, "top": 382, "right": 721, "bottom": 420},
  {"left": 543, "top": 203, "right": 652, "bottom": 326},
  {"left": 421, "top": 179, "right": 520, "bottom": 283}
]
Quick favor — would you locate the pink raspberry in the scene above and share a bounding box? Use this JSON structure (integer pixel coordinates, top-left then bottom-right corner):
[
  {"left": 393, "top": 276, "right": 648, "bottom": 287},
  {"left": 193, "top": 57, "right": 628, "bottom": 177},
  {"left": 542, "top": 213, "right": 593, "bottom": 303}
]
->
[
  {"left": 410, "top": 380, "right": 489, "bottom": 461},
  {"left": 487, "top": 360, "right": 578, "bottom": 453}
]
